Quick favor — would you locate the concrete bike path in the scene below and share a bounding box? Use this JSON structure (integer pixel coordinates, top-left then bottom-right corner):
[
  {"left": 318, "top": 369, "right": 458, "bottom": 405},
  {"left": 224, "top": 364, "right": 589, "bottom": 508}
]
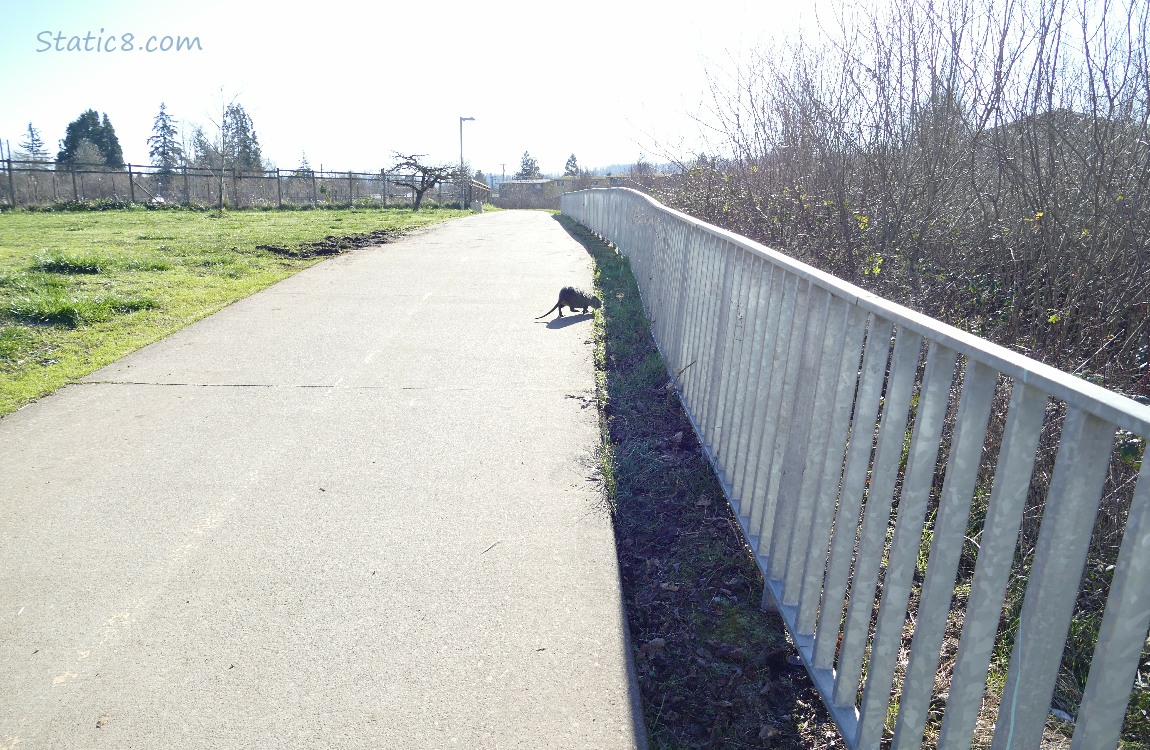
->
[{"left": 0, "top": 210, "right": 644, "bottom": 749}]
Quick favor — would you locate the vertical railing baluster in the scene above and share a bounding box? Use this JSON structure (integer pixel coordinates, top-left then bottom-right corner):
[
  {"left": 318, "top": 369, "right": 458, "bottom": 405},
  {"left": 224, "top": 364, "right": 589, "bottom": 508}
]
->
[
  {"left": 935, "top": 382, "right": 1047, "bottom": 749},
  {"left": 747, "top": 274, "right": 802, "bottom": 544},
  {"left": 891, "top": 360, "right": 999, "bottom": 747},
  {"left": 736, "top": 270, "right": 789, "bottom": 536},
  {"left": 712, "top": 250, "right": 753, "bottom": 474},
  {"left": 814, "top": 314, "right": 893, "bottom": 673},
  {"left": 662, "top": 221, "right": 685, "bottom": 343},
  {"left": 690, "top": 230, "right": 721, "bottom": 416},
  {"left": 796, "top": 303, "right": 868, "bottom": 634},
  {"left": 699, "top": 240, "right": 737, "bottom": 449},
  {"left": 833, "top": 327, "right": 923, "bottom": 711},
  {"left": 667, "top": 224, "right": 695, "bottom": 378},
  {"left": 670, "top": 221, "right": 692, "bottom": 364},
  {"left": 642, "top": 217, "right": 667, "bottom": 344},
  {"left": 855, "top": 342, "right": 957, "bottom": 749},
  {"left": 783, "top": 296, "right": 849, "bottom": 606},
  {"left": 678, "top": 226, "right": 708, "bottom": 409},
  {"left": 728, "top": 262, "right": 775, "bottom": 517},
  {"left": 988, "top": 408, "right": 1116, "bottom": 750},
  {"left": 1070, "top": 457, "right": 1150, "bottom": 749},
  {"left": 755, "top": 279, "right": 817, "bottom": 565},
  {"left": 767, "top": 286, "right": 832, "bottom": 582}
]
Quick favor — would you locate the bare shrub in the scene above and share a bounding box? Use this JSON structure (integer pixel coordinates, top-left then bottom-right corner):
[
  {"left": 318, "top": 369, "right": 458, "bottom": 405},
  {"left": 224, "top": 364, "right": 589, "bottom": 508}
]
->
[{"left": 664, "top": 0, "right": 1150, "bottom": 400}]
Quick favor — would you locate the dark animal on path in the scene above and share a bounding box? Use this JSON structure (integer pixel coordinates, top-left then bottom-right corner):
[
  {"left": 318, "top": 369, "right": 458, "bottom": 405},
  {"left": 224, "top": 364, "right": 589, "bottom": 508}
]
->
[{"left": 536, "top": 286, "right": 602, "bottom": 319}]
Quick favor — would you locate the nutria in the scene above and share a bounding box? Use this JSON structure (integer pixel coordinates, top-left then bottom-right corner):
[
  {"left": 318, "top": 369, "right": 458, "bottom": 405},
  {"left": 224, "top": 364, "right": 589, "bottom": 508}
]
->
[{"left": 536, "top": 286, "right": 602, "bottom": 319}]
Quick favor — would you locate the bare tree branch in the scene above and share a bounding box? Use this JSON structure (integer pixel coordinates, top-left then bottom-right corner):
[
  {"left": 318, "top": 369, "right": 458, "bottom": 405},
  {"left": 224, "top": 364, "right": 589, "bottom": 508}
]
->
[{"left": 389, "top": 153, "right": 460, "bottom": 211}]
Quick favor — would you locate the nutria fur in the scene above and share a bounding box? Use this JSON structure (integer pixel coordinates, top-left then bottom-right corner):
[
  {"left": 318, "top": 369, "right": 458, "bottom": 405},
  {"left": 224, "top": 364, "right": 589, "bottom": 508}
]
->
[{"left": 536, "top": 286, "right": 602, "bottom": 319}]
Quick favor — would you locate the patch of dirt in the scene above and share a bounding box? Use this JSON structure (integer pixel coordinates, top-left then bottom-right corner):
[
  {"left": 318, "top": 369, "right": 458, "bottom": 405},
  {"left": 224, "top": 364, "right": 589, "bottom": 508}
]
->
[
  {"left": 605, "top": 380, "right": 842, "bottom": 749},
  {"left": 256, "top": 227, "right": 405, "bottom": 258}
]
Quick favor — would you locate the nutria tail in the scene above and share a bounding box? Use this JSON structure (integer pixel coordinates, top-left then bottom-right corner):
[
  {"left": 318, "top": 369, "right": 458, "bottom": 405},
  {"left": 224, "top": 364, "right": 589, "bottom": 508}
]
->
[{"left": 535, "top": 301, "right": 562, "bottom": 319}]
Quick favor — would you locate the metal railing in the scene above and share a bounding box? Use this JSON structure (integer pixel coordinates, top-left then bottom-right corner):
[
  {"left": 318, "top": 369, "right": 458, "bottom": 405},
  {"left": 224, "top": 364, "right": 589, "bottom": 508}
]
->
[
  {"left": 1, "top": 159, "right": 491, "bottom": 210},
  {"left": 562, "top": 187, "right": 1150, "bottom": 750}
]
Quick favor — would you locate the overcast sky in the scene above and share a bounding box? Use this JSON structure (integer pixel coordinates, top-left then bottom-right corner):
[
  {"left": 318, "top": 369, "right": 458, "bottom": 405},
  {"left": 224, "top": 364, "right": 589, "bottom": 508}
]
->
[{"left": 1, "top": 0, "right": 815, "bottom": 176}]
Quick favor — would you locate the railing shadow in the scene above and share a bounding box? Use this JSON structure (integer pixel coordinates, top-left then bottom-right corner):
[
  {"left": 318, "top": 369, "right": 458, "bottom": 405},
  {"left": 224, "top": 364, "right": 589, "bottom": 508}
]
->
[{"left": 551, "top": 213, "right": 833, "bottom": 748}]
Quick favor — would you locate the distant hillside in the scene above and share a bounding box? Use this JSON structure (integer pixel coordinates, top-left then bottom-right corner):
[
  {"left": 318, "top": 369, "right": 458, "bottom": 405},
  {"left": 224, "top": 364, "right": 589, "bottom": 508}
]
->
[
  {"left": 486, "top": 162, "right": 679, "bottom": 188},
  {"left": 524, "top": 162, "right": 679, "bottom": 179}
]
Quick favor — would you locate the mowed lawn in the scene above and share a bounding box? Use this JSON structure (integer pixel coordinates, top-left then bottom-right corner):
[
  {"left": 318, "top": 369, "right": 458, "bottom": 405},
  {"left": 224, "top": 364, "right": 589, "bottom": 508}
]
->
[{"left": 0, "top": 207, "right": 467, "bottom": 416}]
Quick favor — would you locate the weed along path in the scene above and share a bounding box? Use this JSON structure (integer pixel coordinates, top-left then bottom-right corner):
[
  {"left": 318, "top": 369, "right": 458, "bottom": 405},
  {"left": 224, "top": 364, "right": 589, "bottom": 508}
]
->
[{"left": 0, "top": 210, "right": 644, "bottom": 749}]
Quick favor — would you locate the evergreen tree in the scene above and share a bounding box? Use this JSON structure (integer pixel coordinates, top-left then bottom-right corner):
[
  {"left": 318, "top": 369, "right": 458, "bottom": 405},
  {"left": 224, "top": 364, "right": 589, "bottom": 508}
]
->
[
  {"left": 18, "top": 123, "right": 49, "bottom": 163},
  {"left": 99, "top": 113, "right": 125, "bottom": 168},
  {"left": 57, "top": 110, "right": 99, "bottom": 164},
  {"left": 222, "top": 103, "right": 263, "bottom": 173},
  {"left": 564, "top": 154, "right": 579, "bottom": 177},
  {"left": 189, "top": 126, "right": 221, "bottom": 170},
  {"left": 57, "top": 109, "right": 125, "bottom": 168},
  {"left": 147, "top": 103, "right": 185, "bottom": 176},
  {"left": 186, "top": 99, "right": 263, "bottom": 178},
  {"left": 515, "top": 151, "right": 541, "bottom": 179},
  {"left": 293, "top": 152, "right": 313, "bottom": 177}
]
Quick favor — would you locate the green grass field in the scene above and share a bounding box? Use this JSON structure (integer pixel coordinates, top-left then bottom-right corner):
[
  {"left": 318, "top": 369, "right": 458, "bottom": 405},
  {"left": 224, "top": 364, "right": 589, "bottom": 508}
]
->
[{"left": 0, "top": 206, "right": 467, "bottom": 416}]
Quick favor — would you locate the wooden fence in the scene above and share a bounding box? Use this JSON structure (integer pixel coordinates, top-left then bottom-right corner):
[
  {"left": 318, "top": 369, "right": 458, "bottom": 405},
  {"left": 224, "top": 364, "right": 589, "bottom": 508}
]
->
[{"left": 1, "top": 160, "right": 490, "bottom": 210}]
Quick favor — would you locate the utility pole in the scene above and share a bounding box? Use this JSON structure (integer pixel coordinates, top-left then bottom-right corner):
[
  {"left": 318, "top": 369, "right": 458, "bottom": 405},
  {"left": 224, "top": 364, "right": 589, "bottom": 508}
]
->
[{"left": 459, "top": 116, "right": 474, "bottom": 208}]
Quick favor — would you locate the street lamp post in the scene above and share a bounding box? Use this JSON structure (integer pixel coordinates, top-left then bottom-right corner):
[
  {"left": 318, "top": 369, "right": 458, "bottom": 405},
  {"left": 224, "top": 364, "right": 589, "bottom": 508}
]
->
[{"left": 459, "top": 116, "right": 475, "bottom": 208}]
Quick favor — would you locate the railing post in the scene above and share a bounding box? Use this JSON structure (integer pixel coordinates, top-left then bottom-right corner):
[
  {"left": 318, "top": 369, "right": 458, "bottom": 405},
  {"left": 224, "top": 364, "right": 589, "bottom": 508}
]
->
[
  {"left": 833, "top": 327, "right": 923, "bottom": 717},
  {"left": 794, "top": 303, "right": 868, "bottom": 634},
  {"left": 734, "top": 267, "right": 786, "bottom": 514},
  {"left": 857, "top": 344, "right": 957, "bottom": 739},
  {"left": 987, "top": 409, "right": 1115, "bottom": 750},
  {"left": 1070, "top": 457, "right": 1150, "bottom": 748},
  {"left": 767, "top": 287, "right": 833, "bottom": 581},
  {"left": 747, "top": 273, "right": 802, "bottom": 538},
  {"left": 5, "top": 159, "right": 15, "bottom": 208},
  {"left": 936, "top": 382, "right": 1046, "bottom": 748},
  {"left": 814, "top": 314, "right": 893, "bottom": 674}
]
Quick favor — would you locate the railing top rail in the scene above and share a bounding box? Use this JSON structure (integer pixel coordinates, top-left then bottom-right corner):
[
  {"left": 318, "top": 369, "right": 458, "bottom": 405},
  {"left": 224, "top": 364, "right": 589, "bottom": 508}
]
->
[{"left": 568, "top": 187, "right": 1150, "bottom": 435}]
